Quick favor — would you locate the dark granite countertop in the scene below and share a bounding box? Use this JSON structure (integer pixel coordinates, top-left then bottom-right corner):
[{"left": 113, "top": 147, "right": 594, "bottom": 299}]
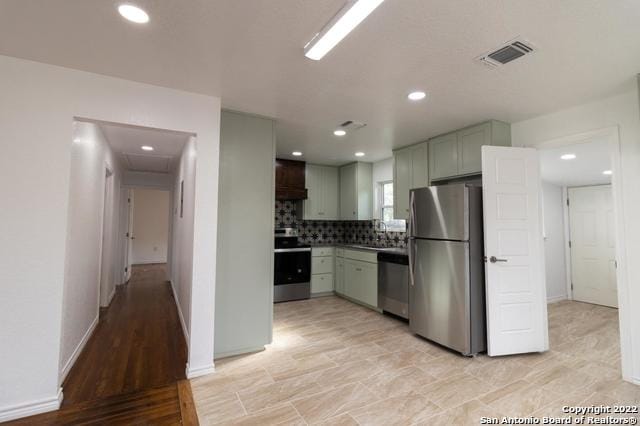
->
[{"left": 308, "top": 243, "right": 407, "bottom": 256}]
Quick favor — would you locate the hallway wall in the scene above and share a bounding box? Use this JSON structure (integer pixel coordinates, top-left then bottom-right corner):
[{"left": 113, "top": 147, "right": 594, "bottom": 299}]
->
[
  {"left": 60, "top": 121, "right": 123, "bottom": 383},
  {"left": 131, "top": 189, "right": 170, "bottom": 265},
  {"left": 0, "top": 54, "right": 220, "bottom": 421},
  {"left": 541, "top": 181, "right": 568, "bottom": 302},
  {"left": 512, "top": 84, "right": 640, "bottom": 383},
  {"left": 170, "top": 136, "right": 197, "bottom": 344}
]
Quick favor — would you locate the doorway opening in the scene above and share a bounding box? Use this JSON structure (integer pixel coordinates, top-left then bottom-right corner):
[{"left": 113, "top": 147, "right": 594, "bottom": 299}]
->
[
  {"left": 536, "top": 127, "right": 628, "bottom": 382},
  {"left": 55, "top": 119, "right": 198, "bottom": 422}
]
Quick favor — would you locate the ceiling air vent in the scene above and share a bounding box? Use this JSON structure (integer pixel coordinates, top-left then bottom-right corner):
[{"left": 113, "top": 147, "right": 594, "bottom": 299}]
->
[
  {"left": 476, "top": 37, "right": 536, "bottom": 68},
  {"left": 339, "top": 120, "right": 367, "bottom": 131}
]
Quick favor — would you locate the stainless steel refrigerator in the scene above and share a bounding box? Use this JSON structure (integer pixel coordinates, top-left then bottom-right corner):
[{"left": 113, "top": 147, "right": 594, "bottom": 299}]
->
[{"left": 408, "top": 184, "right": 486, "bottom": 356}]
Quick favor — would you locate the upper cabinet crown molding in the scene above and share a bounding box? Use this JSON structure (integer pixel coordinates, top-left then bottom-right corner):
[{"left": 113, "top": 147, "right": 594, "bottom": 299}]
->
[
  {"left": 339, "top": 162, "right": 373, "bottom": 220},
  {"left": 304, "top": 164, "right": 339, "bottom": 220},
  {"left": 428, "top": 120, "right": 511, "bottom": 181}
]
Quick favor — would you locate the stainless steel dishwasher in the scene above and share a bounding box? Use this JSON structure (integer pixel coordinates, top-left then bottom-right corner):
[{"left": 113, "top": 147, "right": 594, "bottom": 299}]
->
[{"left": 377, "top": 252, "right": 409, "bottom": 319}]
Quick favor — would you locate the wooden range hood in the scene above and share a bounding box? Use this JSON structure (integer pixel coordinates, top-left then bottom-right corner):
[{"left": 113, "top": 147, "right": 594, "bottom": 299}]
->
[{"left": 275, "top": 158, "right": 308, "bottom": 200}]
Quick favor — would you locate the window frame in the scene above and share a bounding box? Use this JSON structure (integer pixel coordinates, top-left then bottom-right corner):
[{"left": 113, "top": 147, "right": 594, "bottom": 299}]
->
[{"left": 377, "top": 180, "right": 406, "bottom": 232}]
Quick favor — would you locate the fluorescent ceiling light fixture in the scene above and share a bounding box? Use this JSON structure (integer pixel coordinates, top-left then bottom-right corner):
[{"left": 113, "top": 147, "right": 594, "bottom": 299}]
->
[
  {"left": 408, "top": 91, "right": 427, "bottom": 101},
  {"left": 355, "top": 152, "right": 365, "bottom": 157},
  {"left": 334, "top": 129, "right": 347, "bottom": 136},
  {"left": 603, "top": 170, "right": 613, "bottom": 175},
  {"left": 118, "top": 4, "right": 150, "bottom": 24},
  {"left": 560, "top": 153, "right": 576, "bottom": 160},
  {"left": 141, "top": 145, "right": 154, "bottom": 151},
  {"left": 304, "top": 0, "right": 385, "bottom": 60},
  {"left": 292, "top": 151, "right": 303, "bottom": 156}
]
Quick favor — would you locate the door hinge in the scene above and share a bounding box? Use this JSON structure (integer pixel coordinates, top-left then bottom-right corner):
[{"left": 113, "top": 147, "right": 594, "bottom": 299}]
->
[
  {"left": 125, "top": 267, "right": 128, "bottom": 272},
  {"left": 566, "top": 198, "right": 570, "bottom": 206},
  {"left": 568, "top": 240, "right": 571, "bottom": 248},
  {"left": 571, "top": 282, "right": 574, "bottom": 290},
  {"left": 126, "top": 232, "right": 130, "bottom": 237},
  {"left": 128, "top": 198, "right": 131, "bottom": 203}
]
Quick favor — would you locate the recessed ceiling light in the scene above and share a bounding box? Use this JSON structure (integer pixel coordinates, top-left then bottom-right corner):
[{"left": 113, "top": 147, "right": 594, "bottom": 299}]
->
[
  {"left": 304, "top": 0, "right": 385, "bottom": 60},
  {"left": 334, "top": 129, "right": 347, "bottom": 136},
  {"left": 408, "top": 91, "right": 427, "bottom": 101},
  {"left": 118, "top": 4, "right": 150, "bottom": 24},
  {"left": 355, "top": 152, "right": 365, "bottom": 157},
  {"left": 603, "top": 170, "right": 613, "bottom": 175},
  {"left": 141, "top": 145, "right": 154, "bottom": 151},
  {"left": 292, "top": 151, "right": 303, "bottom": 156},
  {"left": 560, "top": 153, "right": 576, "bottom": 160}
]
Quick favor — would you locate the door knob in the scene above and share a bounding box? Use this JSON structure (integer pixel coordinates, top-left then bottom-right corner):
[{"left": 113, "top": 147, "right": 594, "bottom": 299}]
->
[{"left": 489, "top": 256, "right": 507, "bottom": 263}]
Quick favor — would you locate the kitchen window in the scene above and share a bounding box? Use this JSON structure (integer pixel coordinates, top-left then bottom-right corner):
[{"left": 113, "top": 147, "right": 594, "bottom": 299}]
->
[{"left": 377, "top": 181, "right": 406, "bottom": 232}]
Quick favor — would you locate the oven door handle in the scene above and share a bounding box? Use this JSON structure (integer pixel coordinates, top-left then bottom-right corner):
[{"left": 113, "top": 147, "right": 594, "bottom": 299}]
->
[{"left": 274, "top": 248, "right": 312, "bottom": 253}]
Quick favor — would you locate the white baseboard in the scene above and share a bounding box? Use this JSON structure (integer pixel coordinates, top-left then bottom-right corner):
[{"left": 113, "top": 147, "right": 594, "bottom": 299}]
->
[
  {"left": 100, "top": 286, "right": 116, "bottom": 308},
  {"left": 186, "top": 363, "right": 215, "bottom": 379},
  {"left": 633, "top": 376, "right": 640, "bottom": 386},
  {"left": 0, "top": 388, "right": 63, "bottom": 422},
  {"left": 169, "top": 280, "right": 189, "bottom": 344},
  {"left": 59, "top": 315, "right": 99, "bottom": 384},
  {"left": 547, "top": 295, "right": 567, "bottom": 304}
]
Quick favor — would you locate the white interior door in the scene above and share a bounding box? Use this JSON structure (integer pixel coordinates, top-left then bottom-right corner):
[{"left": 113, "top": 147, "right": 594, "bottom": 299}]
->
[
  {"left": 568, "top": 185, "right": 617, "bottom": 308},
  {"left": 482, "top": 146, "right": 548, "bottom": 356}
]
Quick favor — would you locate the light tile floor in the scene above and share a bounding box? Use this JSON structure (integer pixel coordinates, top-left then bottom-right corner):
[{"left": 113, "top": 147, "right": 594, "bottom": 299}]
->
[{"left": 192, "top": 297, "right": 640, "bottom": 425}]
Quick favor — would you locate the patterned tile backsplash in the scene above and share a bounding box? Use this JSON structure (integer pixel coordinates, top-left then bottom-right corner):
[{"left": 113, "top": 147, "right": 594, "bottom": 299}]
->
[{"left": 275, "top": 200, "right": 408, "bottom": 248}]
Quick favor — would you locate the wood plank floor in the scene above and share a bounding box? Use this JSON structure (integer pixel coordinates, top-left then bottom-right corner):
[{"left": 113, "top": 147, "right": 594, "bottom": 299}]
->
[{"left": 7, "top": 264, "right": 198, "bottom": 425}]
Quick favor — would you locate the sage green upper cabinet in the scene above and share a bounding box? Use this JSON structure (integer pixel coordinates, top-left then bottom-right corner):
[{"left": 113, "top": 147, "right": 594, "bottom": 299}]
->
[
  {"left": 428, "top": 120, "right": 511, "bottom": 181},
  {"left": 339, "top": 162, "right": 373, "bottom": 220},
  {"left": 429, "top": 132, "right": 459, "bottom": 180},
  {"left": 458, "top": 122, "right": 491, "bottom": 175},
  {"left": 393, "top": 142, "right": 429, "bottom": 220},
  {"left": 393, "top": 148, "right": 411, "bottom": 220},
  {"left": 304, "top": 164, "right": 339, "bottom": 220}
]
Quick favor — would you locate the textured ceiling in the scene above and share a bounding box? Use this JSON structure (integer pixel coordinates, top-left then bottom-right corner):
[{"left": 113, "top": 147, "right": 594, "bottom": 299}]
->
[
  {"left": 540, "top": 139, "right": 612, "bottom": 187},
  {"left": 1, "top": 0, "right": 639, "bottom": 165},
  {"left": 99, "top": 122, "right": 190, "bottom": 173}
]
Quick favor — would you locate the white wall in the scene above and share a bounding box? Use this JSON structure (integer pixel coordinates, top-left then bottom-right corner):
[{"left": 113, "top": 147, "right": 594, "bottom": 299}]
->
[
  {"left": 123, "top": 170, "right": 173, "bottom": 189},
  {"left": 371, "top": 158, "right": 393, "bottom": 220},
  {"left": 170, "top": 137, "right": 197, "bottom": 344},
  {"left": 512, "top": 85, "right": 640, "bottom": 383},
  {"left": 541, "top": 181, "right": 567, "bottom": 302},
  {"left": 131, "top": 189, "right": 170, "bottom": 264},
  {"left": 59, "top": 121, "right": 122, "bottom": 385},
  {"left": 0, "top": 55, "right": 220, "bottom": 421}
]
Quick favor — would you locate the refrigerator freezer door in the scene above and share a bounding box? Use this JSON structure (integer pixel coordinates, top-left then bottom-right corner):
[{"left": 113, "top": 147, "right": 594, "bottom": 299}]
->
[
  {"left": 410, "top": 185, "right": 469, "bottom": 241},
  {"left": 409, "top": 238, "right": 471, "bottom": 354}
]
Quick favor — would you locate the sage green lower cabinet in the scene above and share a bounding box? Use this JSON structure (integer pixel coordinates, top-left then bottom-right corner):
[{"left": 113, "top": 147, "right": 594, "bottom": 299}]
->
[
  {"left": 343, "top": 259, "right": 378, "bottom": 308},
  {"left": 311, "top": 273, "right": 334, "bottom": 294},
  {"left": 335, "top": 248, "right": 378, "bottom": 309},
  {"left": 311, "top": 247, "right": 334, "bottom": 295},
  {"left": 335, "top": 256, "right": 345, "bottom": 295}
]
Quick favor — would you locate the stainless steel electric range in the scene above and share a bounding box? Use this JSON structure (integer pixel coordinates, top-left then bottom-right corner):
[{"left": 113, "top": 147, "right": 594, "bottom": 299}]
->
[{"left": 273, "top": 228, "right": 311, "bottom": 302}]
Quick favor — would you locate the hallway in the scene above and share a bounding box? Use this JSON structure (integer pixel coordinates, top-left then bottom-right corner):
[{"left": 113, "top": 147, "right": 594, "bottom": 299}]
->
[{"left": 9, "top": 264, "right": 197, "bottom": 425}]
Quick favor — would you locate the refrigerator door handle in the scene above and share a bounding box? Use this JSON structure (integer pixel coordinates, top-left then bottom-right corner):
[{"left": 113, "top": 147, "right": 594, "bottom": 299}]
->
[
  {"left": 408, "top": 191, "right": 417, "bottom": 287},
  {"left": 408, "top": 238, "right": 416, "bottom": 287}
]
